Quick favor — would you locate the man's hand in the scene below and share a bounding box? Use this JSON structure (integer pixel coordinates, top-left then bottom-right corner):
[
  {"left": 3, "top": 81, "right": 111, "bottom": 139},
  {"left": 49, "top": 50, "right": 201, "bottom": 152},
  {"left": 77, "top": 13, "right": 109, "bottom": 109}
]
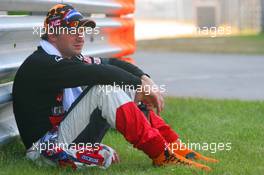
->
[{"left": 135, "top": 75, "right": 164, "bottom": 115}]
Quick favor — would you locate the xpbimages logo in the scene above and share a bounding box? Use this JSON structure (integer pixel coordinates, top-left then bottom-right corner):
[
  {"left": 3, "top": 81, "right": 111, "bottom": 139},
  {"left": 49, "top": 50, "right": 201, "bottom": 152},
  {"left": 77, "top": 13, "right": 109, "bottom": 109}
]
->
[
  {"left": 32, "top": 25, "right": 100, "bottom": 37},
  {"left": 166, "top": 140, "right": 232, "bottom": 154},
  {"left": 31, "top": 141, "right": 101, "bottom": 153},
  {"left": 98, "top": 82, "right": 167, "bottom": 95}
]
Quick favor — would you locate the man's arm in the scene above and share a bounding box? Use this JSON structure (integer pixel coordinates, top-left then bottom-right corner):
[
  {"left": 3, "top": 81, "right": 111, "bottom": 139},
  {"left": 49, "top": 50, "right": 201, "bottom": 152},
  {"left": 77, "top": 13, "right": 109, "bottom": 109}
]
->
[
  {"left": 100, "top": 58, "right": 148, "bottom": 78},
  {"left": 37, "top": 58, "right": 142, "bottom": 89},
  {"left": 38, "top": 56, "right": 164, "bottom": 114},
  {"left": 100, "top": 58, "right": 164, "bottom": 114}
]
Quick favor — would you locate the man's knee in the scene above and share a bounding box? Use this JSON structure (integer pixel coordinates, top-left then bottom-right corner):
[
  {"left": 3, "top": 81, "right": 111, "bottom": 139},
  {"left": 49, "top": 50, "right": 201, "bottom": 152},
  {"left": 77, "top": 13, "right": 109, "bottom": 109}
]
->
[
  {"left": 95, "top": 85, "right": 131, "bottom": 101},
  {"left": 90, "top": 85, "right": 133, "bottom": 128}
]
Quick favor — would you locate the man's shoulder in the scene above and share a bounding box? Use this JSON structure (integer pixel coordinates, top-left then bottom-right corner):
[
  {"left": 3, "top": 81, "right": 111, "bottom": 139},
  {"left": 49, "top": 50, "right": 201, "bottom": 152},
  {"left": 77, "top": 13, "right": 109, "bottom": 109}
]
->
[
  {"left": 15, "top": 47, "right": 60, "bottom": 78},
  {"left": 29, "top": 47, "right": 61, "bottom": 62},
  {"left": 19, "top": 47, "right": 67, "bottom": 72}
]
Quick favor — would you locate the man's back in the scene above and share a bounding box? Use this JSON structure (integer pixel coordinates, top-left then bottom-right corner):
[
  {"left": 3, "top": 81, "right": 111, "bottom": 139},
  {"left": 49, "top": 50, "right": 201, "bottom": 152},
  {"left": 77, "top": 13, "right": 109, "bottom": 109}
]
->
[{"left": 13, "top": 47, "right": 61, "bottom": 149}]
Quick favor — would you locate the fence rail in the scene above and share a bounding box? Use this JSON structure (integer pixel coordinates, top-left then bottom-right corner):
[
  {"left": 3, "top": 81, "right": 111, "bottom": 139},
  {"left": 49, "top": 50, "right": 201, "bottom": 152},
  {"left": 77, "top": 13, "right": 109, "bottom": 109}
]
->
[{"left": 0, "top": 0, "right": 134, "bottom": 15}]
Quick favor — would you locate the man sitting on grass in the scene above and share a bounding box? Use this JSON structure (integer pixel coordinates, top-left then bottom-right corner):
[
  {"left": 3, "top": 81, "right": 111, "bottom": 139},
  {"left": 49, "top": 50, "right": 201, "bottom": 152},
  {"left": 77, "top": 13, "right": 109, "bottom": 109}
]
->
[{"left": 13, "top": 3, "right": 218, "bottom": 171}]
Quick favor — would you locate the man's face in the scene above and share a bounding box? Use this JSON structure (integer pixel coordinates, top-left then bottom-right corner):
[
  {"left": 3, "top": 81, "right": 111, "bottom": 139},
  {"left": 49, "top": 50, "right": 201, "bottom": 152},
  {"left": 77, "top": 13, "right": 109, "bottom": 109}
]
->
[{"left": 51, "top": 28, "right": 85, "bottom": 58}]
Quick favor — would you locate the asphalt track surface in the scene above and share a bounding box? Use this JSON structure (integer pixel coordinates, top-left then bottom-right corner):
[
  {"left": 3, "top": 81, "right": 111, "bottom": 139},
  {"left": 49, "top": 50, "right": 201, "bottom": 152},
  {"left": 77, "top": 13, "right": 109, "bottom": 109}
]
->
[{"left": 134, "top": 51, "right": 264, "bottom": 100}]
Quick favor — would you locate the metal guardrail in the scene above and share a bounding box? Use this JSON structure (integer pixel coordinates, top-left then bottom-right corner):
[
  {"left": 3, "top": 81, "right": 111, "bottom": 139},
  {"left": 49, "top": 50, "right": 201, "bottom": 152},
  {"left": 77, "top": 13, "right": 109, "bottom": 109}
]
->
[
  {"left": 0, "top": 16, "right": 130, "bottom": 81},
  {"left": 0, "top": 0, "right": 135, "bottom": 144},
  {"left": 0, "top": 83, "right": 16, "bottom": 143},
  {"left": 0, "top": 83, "right": 12, "bottom": 107},
  {"left": 0, "top": 0, "right": 134, "bottom": 15}
]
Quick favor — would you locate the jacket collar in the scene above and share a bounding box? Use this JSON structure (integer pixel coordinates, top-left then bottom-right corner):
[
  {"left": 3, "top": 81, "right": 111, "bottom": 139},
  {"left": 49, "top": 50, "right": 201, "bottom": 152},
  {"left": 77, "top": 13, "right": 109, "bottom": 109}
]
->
[{"left": 39, "top": 40, "right": 62, "bottom": 57}]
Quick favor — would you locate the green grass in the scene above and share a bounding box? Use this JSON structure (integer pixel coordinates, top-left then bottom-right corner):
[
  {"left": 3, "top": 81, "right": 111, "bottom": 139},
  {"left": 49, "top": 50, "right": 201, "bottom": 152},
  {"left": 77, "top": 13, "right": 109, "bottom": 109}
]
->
[
  {"left": 137, "top": 34, "right": 264, "bottom": 55},
  {"left": 7, "top": 11, "right": 31, "bottom": 16},
  {"left": 1, "top": 97, "right": 264, "bottom": 175}
]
